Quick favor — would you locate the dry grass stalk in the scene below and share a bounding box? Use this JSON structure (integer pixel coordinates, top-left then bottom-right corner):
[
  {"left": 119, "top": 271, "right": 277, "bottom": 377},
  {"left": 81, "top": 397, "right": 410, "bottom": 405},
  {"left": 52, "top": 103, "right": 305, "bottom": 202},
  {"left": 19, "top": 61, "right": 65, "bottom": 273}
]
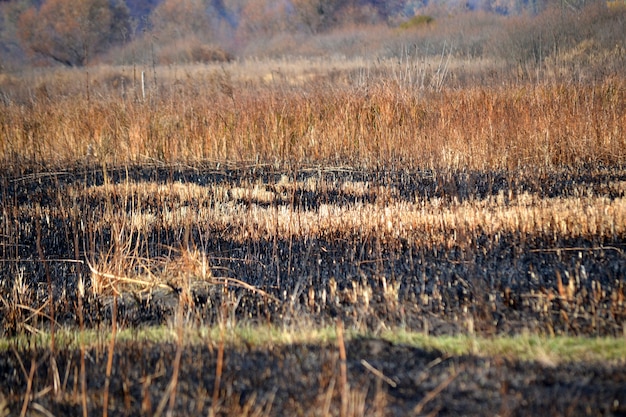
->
[
  {"left": 19, "top": 357, "right": 36, "bottom": 417},
  {"left": 141, "top": 376, "right": 153, "bottom": 415},
  {"left": 102, "top": 295, "right": 117, "bottom": 417},
  {"left": 34, "top": 212, "right": 61, "bottom": 398},
  {"left": 167, "top": 303, "right": 185, "bottom": 416},
  {"left": 209, "top": 299, "right": 227, "bottom": 417},
  {"left": 412, "top": 364, "right": 463, "bottom": 415},
  {"left": 153, "top": 304, "right": 185, "bottom": 417},
  {"left": 360, "top": 359, "right": 397, "bottom": 388},
  {"left": 0, "top": 392, "right": 9, "bottom": 417},
  {"left": 336, "top": 318, "right": 349, "bottom": 417},
  {"left": 77, "top": 274, "right": 88, "bottom": 417}
]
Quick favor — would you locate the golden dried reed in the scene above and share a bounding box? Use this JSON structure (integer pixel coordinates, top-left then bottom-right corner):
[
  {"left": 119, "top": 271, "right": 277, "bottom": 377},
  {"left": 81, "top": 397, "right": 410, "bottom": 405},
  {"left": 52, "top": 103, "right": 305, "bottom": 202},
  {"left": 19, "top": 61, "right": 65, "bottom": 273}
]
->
[{"left": 1, "top": 64, "right": 624, "bottom": 171}]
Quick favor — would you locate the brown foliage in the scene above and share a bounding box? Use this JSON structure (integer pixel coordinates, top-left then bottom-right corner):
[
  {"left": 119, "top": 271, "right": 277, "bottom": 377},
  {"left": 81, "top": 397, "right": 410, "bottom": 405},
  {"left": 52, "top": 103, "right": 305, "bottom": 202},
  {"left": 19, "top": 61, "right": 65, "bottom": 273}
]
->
[
  {"left": 17, "top": 0, "right": 116, "bottom": 66},
  {"left": 235, "top": 0, "right": 294, "bottom": 43},
  {"left": 150, "top": 0, "right": 212, "bottom": 40}
]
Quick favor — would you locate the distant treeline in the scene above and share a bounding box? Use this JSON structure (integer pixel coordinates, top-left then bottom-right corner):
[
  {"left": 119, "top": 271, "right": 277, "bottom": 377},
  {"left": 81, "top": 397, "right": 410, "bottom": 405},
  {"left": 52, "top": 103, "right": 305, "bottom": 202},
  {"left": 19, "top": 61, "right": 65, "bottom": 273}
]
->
[{"left": 0, "top": 0, "right": 614, "bottom": 68}]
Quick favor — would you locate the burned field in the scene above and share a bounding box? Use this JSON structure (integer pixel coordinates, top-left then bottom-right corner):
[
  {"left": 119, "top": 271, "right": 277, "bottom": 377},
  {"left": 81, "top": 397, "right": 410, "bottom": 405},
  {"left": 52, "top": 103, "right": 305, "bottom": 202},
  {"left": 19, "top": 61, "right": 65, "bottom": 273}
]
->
[
  {"left": 2, "top": 335, "right": 626, "bottom": 416},
  {"left": 1, "top": 162, "right": 626, "bottom": 416}
]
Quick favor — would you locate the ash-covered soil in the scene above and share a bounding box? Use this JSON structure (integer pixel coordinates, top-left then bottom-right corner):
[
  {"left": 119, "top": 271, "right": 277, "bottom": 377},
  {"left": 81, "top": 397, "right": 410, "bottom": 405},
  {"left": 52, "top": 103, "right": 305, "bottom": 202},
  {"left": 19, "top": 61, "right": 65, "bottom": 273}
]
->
[
  {"left": 1, "top": 163, "right": 626, "bottom": 415},
  {"left": 1, "top": 337, "right": 625, "bottom": 416}
]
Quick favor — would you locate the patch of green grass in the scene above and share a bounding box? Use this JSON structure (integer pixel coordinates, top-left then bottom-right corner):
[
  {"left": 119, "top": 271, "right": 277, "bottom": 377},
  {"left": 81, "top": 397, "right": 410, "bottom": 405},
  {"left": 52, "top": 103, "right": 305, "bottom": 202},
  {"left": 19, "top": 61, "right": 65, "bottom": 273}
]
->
[
  {"left": 382, "top": 329, "right": 626, "bottom": 363},
  {"left": 2, "top": 324, "right": 625, "bottom": 364}
]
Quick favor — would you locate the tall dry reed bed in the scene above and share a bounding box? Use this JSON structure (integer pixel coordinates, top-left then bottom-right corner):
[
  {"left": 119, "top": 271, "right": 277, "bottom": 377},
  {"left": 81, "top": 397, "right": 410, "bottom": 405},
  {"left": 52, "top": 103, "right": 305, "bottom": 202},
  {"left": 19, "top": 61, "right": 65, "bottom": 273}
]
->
[{"left": 0, "top": 65, "right": 624, "bottom": 171}]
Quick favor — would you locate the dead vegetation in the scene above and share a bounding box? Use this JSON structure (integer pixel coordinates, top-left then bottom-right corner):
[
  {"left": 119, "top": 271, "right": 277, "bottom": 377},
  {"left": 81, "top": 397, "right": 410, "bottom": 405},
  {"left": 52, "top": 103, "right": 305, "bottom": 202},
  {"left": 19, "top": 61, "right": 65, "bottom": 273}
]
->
[
  {"left": 0, "top": 57, "right": 625, "bottom": 415},
  {"left": 1, "top": 57, "right": 624, "bottom": 171}
]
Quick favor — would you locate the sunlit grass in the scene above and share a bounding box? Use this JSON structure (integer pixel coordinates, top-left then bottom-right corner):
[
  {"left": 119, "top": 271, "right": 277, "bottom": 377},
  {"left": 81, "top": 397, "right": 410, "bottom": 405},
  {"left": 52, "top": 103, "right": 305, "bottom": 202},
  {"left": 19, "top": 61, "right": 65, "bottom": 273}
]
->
[
  {"left": 3, "top": 324, "right": 625, "bottom": 364},
  {"left": 384, "top": 329, "right": 626, "bottom": 363},
  {"left": 56, "top": 178, "right": 626, "bottom": 246}
]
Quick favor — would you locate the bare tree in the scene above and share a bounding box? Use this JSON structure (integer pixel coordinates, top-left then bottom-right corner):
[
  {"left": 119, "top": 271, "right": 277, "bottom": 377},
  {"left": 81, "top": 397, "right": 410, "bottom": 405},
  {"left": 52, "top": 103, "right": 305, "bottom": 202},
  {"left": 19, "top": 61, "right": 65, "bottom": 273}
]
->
[{"left": 18, "top": 0, "right": 116, "bottom": 66}]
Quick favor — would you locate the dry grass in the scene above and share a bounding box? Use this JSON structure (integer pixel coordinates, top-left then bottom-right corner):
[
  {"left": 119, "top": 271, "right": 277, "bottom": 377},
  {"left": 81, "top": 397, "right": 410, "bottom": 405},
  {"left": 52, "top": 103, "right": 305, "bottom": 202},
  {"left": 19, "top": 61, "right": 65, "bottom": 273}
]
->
[
  {"left": 63, "top": 177, "right": 626, "bottom": 248},
  {"left": 1, "top": 60, "right": 624, "bottom": 172}
]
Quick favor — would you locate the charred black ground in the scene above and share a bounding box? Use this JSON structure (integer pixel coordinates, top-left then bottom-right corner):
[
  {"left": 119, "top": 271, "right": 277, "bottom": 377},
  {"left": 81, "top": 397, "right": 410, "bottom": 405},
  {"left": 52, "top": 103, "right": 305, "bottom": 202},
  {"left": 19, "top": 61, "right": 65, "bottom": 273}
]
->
[
  {"left": 1, "top": 163, "right": 625, "bottom": 416},
  {"left": 1, "top": 337, "right": 626, "bottom": 416}
]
